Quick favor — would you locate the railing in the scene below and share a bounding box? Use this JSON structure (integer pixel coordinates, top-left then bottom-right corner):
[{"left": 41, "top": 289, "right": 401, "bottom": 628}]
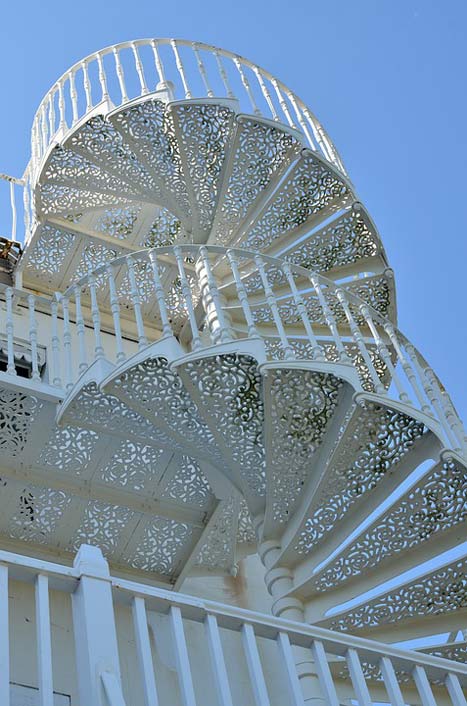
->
[
  {"left": 0, "top": 173, "right": 24, "bottom": 241},
  {"left": 1, "top": 245, "right": 465, "bottom": 454},
  {"left": 28, "top": 38, "right": 346, "bottom": 178},
  {"left": 0, "top": 543, "right": 465, "bottom": 706}
]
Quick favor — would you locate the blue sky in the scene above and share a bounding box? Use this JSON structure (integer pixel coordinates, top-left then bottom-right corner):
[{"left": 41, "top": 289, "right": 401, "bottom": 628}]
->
[{"left": 1, "top": 0, "right": 466, "bottom": 419}]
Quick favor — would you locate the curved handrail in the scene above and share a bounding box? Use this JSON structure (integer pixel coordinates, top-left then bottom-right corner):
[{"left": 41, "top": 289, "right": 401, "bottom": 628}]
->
[
  {"left": 54, "top": 244, "right": 466, "bottom": 454},
  {"left": 27, "top": 38, "right": 346, "bottom": 179}
]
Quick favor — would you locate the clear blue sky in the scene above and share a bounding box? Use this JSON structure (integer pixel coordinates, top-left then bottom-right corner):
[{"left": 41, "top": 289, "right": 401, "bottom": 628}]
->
[{"left": 1, "top": 0, "right": 466, "bottom": 420}]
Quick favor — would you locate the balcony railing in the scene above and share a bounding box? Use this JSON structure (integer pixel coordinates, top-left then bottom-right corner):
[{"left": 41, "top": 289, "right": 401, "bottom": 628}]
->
[
  {"left": 0, "top": 543, "right": 465, "bottom": 706},
  {"left": 0, "top": 245, "right": 465, "bottom": 454}
]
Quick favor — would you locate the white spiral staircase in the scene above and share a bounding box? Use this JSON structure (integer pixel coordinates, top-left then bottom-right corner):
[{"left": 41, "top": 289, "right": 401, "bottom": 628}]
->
[{"left": 1, "top": 38, "right": 467, "bottom": 671}]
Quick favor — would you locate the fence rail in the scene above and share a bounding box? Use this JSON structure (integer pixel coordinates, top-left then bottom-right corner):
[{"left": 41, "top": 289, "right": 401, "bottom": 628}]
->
[{"left": 0, "top": 544, "right": 465, "bottom": 706}]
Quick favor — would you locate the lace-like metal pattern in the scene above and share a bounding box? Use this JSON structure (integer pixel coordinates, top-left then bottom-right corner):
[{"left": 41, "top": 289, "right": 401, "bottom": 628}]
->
[
  {"left": 100, "top": 440, "right": 165, "bottom": 491},
  {"left": 143, "top": 208, "right": 183, "bottom": 248},
  {"left": 237, "top": 498, "right": 256, "bottom": 544},
  {"left": 345, "top": 273, "right": 392, "bottom": 319},
  {"left": 74, "top": 242, "right": 119, "bottom": 282},
  {"left": 71, "top": 500, "right": 134, "bottom": 554},
  {"left": 124, "top": 517, "right": 195, "bottom": 576},
  {"left": 161, "top": 456, "right": 213, "bottom": 510},
  {"left": 111, "top": 357, "right": 223, "bottom": 463},
  {"left": 95, "top": 205, "right": 140, "bottom": 239},
  {"left": 295, "top": 403, "right": 426, "bottom": 554},
  {"left": 245, "top": 151, "right": 350, "bottom": 252},
  {"left": 212, "top": 118, "right": 300, "bottom": 246},
  {"left": 181, "top": 354, "right": 265, "bottom": 496},
  {"left": 284, "top": 207, "right": 380, "bottom": 273},
  {"left": 110, "top": 100, "right": 191, "bottom": 218},
  {"left": 38, "top": 426, "right": 100, "bottom": 474},
  {"left": 312, "top": 460, "right": 467, "bottom": 591},
  {"left": 0, "top": 389, "right": 42, "bottom": 458},
  {"left": 39, "top": 182, "right": 130, "bottom": 216},
  {"left": 268, "top": 368, "right": 343, "bottom": 524},
  {"left": 172, "top": 103, "right": 234, "bottom": 235},
  {"left": 8, "top": 485, "right": 71, "bottom": 545},
  {"left": 196, "top": 497, "right": 237, "bottom": 571},
  {"left": 327, "top": 557, "right": 467, "bottom": 632},
  {"left": 25, "top": 224, "right": 75, "bottom": 282},
  {"left": 61, "top": 382, "right": 176, "bottom": 449}
]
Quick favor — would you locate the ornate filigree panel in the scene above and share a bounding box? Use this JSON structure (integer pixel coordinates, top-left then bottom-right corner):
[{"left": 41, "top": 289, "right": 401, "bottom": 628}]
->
[
  {"left": 71, "top": 500, "right": 134, "bottom": 554},
  {"left": 244, "top": 152, "right": 350, "bottom": 252},
  {"left": 74, "top": 242, "right": 119, "bottom": 283},
  {"left": 111, "top": 358, "right": 223, "bottom": 463},
  {"left": 0, "top": 389, "right": 42, "bottom": 458},
  {"left": 111, "top": 100, "right": 191, "bottom": 218},
  {"left": 94, "top": 205, "right": 141, "bottom": 240},
  {"left": 213, "top": 118, "right": 300, "bottom": 246},
  {"left": 124, "top": 517, "right": 195, "bottom": 576},
  {"left": 172, "top": 103, "right": 234, "bottom": 234},
  {"left": 8, "top": 485, "right": 71, "bottom": 545},
  {"left": 25, "top": 224, "right": 76, "bottom": 283},
  {"left": 327, "top": 557, "right": 467, "bottom": 632},
  {"left": 38, "top": 426, "right": 100, "bottom": 474},
  {"left": 268, "top": 368, "right": 343, "bottom": 524},
  {"left": 312, "top": 460, "right": 467, "bottom": 591},
  {"left": 143, "top": 208, "right": 183, "bottom": 248},
  {"left": 285, "top": 207, "right": 381, "bottom": 273},
  {"left": 237, "top": 498, "right": 256, "bottom": 544},
  {"left": 294, "top": 403, "right": 426, "bottom": 555},
  {"left": 100, "top": 440, "right": 165, "bottom": 491},
  {"left": 39, "top": 183, "right": 130, "bottom": 216},
  {"left": 181, "top": 354, "right": 265, "bottom": 496},
  {"left": 161, "top": 456, "right": 213, "bottom": 510},
  {"left": 344, "top": 274, "right": 393, "bottom": 319},
  {"left": 196, "top": 497, "right": 237, "bottom": 571}
]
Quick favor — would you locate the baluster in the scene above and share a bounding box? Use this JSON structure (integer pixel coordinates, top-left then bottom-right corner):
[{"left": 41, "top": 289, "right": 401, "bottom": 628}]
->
[
  {"left": 288, "top": 94, "right": 315, "bottom": 147},
  {"left": 60, "top": 294, "right": 73, "bottom": 390},
  {"left": 40, "top": 107, "right": 48, "bottom": 154},
  {"left": 131, "top": 42, "right": 149, "bottom": 95},
  {"left": 50, "top": 297, "right": 62, "bottom": 387},
  {"left": 151, "top": 39, "right": 169, "bottom": 90},
  {"left": 271, "top": 78, "right": 296, "bottom": 128},
  {"left": 440, "top": 391, "right": 467, "bottom": 453},
  {"left": 198, "top": 246, "right": 231, "bottom": 344},
  {"left": 283, "top": 262, "right": 324, "bottom": 360},
  {"left": 379, "top": 656, "right": 405, "bottom": 706},
  {"left": 74, "top": 285, "right": 88, "bottom": 374},
  {"left": 35, "top": 575, "right": 53, "bottom": 706},
  {"left": 255, "top": 255, "right": 294, "bottom": 360},
  {"left": 23, "top": 178, "right": 31, "bottom": 236},
  {"left": 9, "top": 181, "right": 17, "bottom": 241},
  {"left": 445, "top": 673, "right": 467, "bottom": 706},
  {"left": 252, "top": 68, "right": 278, "bottom": 120},
  {"left": 170, "top": 606, "right": 197, "bottom": 706},
  {"left": 69, "top": 70, "right": 79, "bottom": 125},
  {"left": 276, "top": 632, "right": 305, "bottom": 706},
  {"left": 27, "top": 294, "right": 40, "bottom": 381},
  {"left": 148, "top": 251, "right": 173, "bottom": 339},
  {"left": 383, "top": 325, "right": 432, "bottom": 415},
  {"left": 174, "top": 247, "right": 202, "bottom": 351},
  {"left": 96, "top": 52, "right": 110, "bottom": 103},
  {"left": 233, "top": 58, "right": 260, "bottom": 115},
  {"left": 242, "top": 623, "right": 271, "bottom": 706},
  {"left": 360, "top": 304, "right": 409, "bottom": 403},
  {"left": 302, "top": 106, "right": 334, "bottom": 161},
  {"left": 421, "top": 363, "right": 460, "bottom": 450},
  {"left": 205, "top": 614, "right": 234, "bottom": 706},
  {"left": 57, "top": 80, "right": 67, "bottom": 132},
  {"left": 214, "top": 51, "right": 235, "bottom": 99},
  {"left": 336, "top": 290, "right": 383, "bottom": 392},
  {"left": 106, "top": 265, "right": 126, "bottom": 363},
  {"left": 0, "top": 565, "right": 9, "bottom": 706},
  {"left": 171, "top": 40, "right": 192, "bottom": 99},
  {"left": 412, "top": 665, "right": 436, "bottom": 706},
  {"left": 88, "top": 272, "right": 104, "bottom": 361},
  {"left": 113, "top": 48, "right": 128, "bottom": 103},
  {"left": 226, "top": 250, "right": 258, "bottom": 338},
  {"left": 345, "top": 649, "right": 372, "bottom": 706},
  {"left": 193, "top": 43, "right": 214, "bottom": 97},
  {"left": 132, "top": 597, "right": 159, "bottom": 706},
  {"left": 48, "top": 94, "right": 56, "bottom": 138},
  {"left": 127, "top": 257, "right": 148, "bottom": 349},
  {"left": 310, "top": 641, "right": 340, "bottom": 706},
  {"left": 309, "top": 275, "right": 349, "bottom": 363},
  {"left": 81, "top": 60, "right": 93, "bottom": 110},
  {"left": 5, "top": 287, "right": 16, "bottom": 375}
]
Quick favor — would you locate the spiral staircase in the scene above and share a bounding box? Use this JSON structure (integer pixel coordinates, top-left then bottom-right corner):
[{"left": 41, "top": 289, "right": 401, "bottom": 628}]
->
[{"left": 1, "top": 39, "right": 467, "bottom": 678}]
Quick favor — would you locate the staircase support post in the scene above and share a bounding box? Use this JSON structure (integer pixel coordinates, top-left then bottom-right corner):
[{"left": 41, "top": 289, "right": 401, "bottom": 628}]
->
[{"left": 71, "top": 544, "right": 125, "bottom": 706}]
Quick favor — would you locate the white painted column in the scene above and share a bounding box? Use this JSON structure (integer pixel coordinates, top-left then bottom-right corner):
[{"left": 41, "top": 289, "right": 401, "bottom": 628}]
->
[{"left": 71, "top": 544, "right": 124, "bottom": 706}]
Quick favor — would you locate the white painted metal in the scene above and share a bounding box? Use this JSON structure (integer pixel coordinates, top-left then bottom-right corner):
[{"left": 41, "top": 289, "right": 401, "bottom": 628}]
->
[
  {"left": 241, "top": 623, "right": 271, "bottom": 706},
  {"left": 0, "top": 565, "right": 10, "bottom": 706},
  {"left": 132, "top": 596, "right": 160, "bottom": 706},
  {"left": 412, "top": 664, "right": 438, "bottom": 706},
  {"left": 205, "top": 613, "right": 234, "bottom": 706},
  {"left": 170, "top": 605, "right": 197, "bottom": 706},
  {"left": 276, "top": 632, "right": 305, "bottom": 706},
  {"left": 380, "top": 656, "right": 406, "bottom": 706},
  {"left": 310, "top": 640, "right": 340, "bottom": 706},
  {"left": 345, "top": 648, "right": 372, "bottom": 706},
  {"left": 35, "top": 574, "right": 54, "bottom": 706}
]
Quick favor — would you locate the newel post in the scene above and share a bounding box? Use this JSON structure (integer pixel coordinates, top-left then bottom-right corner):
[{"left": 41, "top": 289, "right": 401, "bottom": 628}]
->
[{"left": 72, "top": 544, "right": 125, "bottom": 706}]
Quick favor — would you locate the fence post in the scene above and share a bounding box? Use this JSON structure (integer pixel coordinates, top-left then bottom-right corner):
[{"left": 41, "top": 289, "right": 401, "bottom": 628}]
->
[{"left": 71, "top": 544, "right": 125, "bottom": 706}]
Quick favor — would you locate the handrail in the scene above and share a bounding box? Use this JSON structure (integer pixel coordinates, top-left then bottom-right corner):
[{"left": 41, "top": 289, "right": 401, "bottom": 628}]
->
[
  {"left": 1, "top": 245, "right": 464, "bottom": 454},
  {"left": 26, "top": 38, "right": 346, "bottom": 180}
]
